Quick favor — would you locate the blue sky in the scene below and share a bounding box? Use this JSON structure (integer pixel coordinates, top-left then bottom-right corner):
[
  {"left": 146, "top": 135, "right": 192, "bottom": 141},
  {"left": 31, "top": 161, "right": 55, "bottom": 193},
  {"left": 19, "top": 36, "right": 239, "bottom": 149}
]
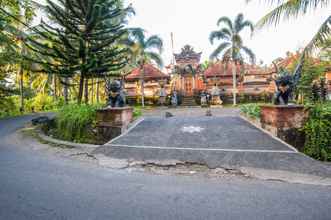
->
[{"left": 125, "top": 0, "right": 331, "bottom": 65}]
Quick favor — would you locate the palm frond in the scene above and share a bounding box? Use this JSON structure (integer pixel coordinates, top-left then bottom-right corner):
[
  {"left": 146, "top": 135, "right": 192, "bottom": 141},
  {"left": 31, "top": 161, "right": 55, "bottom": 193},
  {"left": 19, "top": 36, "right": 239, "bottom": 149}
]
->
[
  {"left": 209, "top": 30, "right": 230, "bottom": 44},
  {"left": 234, "top": 13, "right": 244, "bottom": 32},
  {"left": 304, "top": 15, "right": 331, "bottom": 54},
  {"left": 145, "top": 35, "right": 163, "bottom": 53},
  {"left": 209, "top": 42, "right": 231, "bottom": 60},
  {"left": 145, "top": 52, "right": 163, "bottom": 68},
  {"left": 217, "top": 16, "right": 234, "bottom": 31},
  {"left": 237, "top": 20, "right": 254, "bottom": 34},
  {"left": 241, "top": 46, "right": 256, "bottom": 64},
  {"left": 127, "top": 27, "right": 145, "bottom": 46},
  {"left": 255, "top": 0, "right": 330, "bottom": 29}
]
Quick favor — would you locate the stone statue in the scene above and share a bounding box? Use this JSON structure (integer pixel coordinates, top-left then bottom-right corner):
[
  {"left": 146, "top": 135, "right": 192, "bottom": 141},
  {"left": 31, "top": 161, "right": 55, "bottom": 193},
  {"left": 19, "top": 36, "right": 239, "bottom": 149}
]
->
[
  {"left": 211, "top": 84, "right": 223, "bottom": 105},
  {"left": 171, "top": 90, "right": 178, "bottom": 107},
  {"left": 107, "top": 80, "right": 125, "bottom": 108},
  {"left": 273, "top": 55, "right": 304, "bottom": 105}
]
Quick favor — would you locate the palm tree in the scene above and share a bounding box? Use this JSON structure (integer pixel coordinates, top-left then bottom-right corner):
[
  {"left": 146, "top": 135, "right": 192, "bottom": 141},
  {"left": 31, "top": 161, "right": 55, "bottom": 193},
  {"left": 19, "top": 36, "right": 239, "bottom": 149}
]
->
[
  {"left": 209, "top": 13, "right": 255, "bottom": 105},
  {"left": 247, "top": 0, "right": 330, "bottom": 54},
  {"left": 125, "top": 28, "right": 163, "bottom": 107}
]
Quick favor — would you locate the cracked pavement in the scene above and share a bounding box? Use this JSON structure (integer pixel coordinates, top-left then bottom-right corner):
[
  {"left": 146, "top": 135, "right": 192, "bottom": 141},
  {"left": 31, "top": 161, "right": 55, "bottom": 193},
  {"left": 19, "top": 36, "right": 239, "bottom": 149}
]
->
[{"left": 1, "top": 114, "right": 331, "bottom": 220}]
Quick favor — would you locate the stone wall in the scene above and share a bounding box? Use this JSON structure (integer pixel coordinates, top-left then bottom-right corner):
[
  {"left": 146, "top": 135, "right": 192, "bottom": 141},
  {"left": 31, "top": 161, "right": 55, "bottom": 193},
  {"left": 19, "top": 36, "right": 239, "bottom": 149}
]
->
[
  {"left": 96, "top": 107, "right": 133, "bottom": 143},
  {"left": 260, "top": 105, "right": 308, "bottom": 150}
]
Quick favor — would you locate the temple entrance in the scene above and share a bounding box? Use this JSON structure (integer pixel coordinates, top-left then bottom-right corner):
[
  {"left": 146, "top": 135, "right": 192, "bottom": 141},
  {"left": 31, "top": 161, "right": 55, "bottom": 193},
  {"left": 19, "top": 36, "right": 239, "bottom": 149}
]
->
[
  {"left": 173, "top": 45, "right": 204, "bottom": 100},
  {"left": 184, "top": 76, "right": 193, "bottom": 96}
]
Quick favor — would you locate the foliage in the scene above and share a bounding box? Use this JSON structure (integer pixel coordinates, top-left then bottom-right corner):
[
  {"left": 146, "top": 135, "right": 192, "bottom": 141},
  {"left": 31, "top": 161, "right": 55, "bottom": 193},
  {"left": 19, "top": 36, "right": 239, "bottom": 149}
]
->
[
  {"left": 247, "top": 0, "right": 330, "bottom": 54},
  {"left": 0, "top": 93, "right": 65, "bottom": 119},
  {"left": 290, "top": 58, "right": 326, "bottom": 103},
  {"left": 240, "top": 103, "right": 261, "bottom": 119},
  {"left": 25, "top": 93, "right": 65, "bottom": 112},
  {"left": 303, "top": 102, "right": 331, "bottom": 161},
  {"left": 209, "top": 13, "right": 255, "bottom": 105},
  {"left": 0, "top": 95, "right": 20, "bottom": 118},
  {"left": 124, "top": 28, "right": 163, "bottom": 67},
  {"left": 55, "top": 104, "right": 100, "bottom": 143},
  {"left": 54, "top": 104, "right": 141, "bottom": 143},
  {"left": 209, "top": 13, "right": 255, "bottom": 64},
  {"left": 133, "top": 106, "right": 142, "bottom": 118},
  {"left": 26, "top": 0, "right": 131, "bottom": 104},
  {"left": 122, "top": 28, "right": 163, "bottom": 107}
]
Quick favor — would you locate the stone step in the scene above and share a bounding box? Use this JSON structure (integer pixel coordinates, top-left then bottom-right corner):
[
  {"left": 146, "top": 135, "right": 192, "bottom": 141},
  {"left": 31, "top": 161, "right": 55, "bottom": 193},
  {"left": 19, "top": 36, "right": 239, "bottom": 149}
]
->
[{"left": 181, "top": 97, "right": 198, "bottom": 106}]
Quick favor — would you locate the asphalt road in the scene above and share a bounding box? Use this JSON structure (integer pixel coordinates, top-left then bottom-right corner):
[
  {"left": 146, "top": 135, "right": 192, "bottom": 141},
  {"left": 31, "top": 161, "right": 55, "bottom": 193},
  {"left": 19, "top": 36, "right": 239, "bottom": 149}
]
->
[{"left": 0, "top": 115, "right": 331, "bottom": 220}]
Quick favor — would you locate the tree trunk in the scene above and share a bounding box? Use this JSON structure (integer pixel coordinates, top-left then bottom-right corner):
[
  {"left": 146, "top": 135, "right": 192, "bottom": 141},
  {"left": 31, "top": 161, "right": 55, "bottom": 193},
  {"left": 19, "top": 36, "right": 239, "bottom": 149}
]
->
[
  {"left": 19, "top": 66, "right": 24, "bottom": 113},
  {"left": 77, "top": 75, "right": 84, "bottom": 104},
  {"left": 84, "top": 77, "right": 89, "bottom": 104},
  {"left": 232, "top": 62, "right": 237, "bottom": 106},
  {"left": 96, "top": 79, "right": 100, "bottom": 103},
  {"left": 52, "top": 75, "right": 57, "bottom": 100},
  {"left": 91, "top": 78, "right": 94, "bottom": 104},
  {"left": 140, "top": 65, "right": 145, "bottom": 107},
  {"left": 63, "top": 77, "right": 69, "bottom": 104}
]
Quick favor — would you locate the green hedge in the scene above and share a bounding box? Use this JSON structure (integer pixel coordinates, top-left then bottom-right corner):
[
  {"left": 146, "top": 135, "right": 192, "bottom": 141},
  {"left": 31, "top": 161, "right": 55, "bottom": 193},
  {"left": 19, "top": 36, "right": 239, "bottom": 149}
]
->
[
  {"left": 55, "top": 104, "right": 100, "bottom": 143},
  {"left": 54, "top": 104, "right": 142, "bottom": 143},
  {"left": 240, "top": 103, "right": 261, "bottom": 119},
  {"left": 303, "top": 102, "right": 331, "bottom": 161}
]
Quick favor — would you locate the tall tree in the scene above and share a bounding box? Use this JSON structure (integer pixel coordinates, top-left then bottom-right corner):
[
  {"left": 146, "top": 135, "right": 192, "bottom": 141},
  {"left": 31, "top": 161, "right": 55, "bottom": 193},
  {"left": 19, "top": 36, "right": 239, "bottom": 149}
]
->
[
  {"left": 123, "top": 28, "right": 163, "bottom": 107},
  {"left": 26, "top": 0, "right": 130, "bottom": 104},
  {"left": 0, "top": 0, "right": 36, "bottom": 112},
  {"left": 209, "top": 13, "right": 255, "bottom": 105},
  {"left": 247, "top": 0, "right": 330, "bottom": 54}
]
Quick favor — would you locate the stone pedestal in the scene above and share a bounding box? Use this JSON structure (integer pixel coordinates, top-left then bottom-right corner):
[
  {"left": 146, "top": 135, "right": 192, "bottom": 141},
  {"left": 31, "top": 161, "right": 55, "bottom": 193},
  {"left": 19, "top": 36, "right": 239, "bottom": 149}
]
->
[
  {"left": 96, "top": 107, "right": 133, "bottom": 142},
  {"left": 260, "top": 105, "right": 308, "bottom": 150}
]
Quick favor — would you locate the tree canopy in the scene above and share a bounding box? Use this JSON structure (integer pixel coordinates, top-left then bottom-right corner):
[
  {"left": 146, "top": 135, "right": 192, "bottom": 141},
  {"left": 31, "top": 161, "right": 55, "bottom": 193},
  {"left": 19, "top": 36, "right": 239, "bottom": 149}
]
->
[{"left": 26, "top": 0, "right": 132, "bottom": 104}]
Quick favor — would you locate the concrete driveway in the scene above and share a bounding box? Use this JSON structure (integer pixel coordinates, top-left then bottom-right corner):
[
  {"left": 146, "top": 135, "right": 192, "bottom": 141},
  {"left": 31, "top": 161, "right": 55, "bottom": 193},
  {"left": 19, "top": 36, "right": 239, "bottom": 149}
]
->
[{"left": 96, "top": 110, "right": 331, "bottom": 180}]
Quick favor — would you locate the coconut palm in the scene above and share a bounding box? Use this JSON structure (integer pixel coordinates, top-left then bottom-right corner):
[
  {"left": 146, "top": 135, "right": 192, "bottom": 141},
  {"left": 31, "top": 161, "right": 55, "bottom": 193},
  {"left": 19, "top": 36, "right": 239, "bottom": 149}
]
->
[
  {"left": 124, "top": 28, "right": 163, "bottom": 107},
  {"left": 209, "top": 13, "right": 255, "bottom": 105},
  {"left": 247, "top": 0, "right": 331, "bottom": 54}
]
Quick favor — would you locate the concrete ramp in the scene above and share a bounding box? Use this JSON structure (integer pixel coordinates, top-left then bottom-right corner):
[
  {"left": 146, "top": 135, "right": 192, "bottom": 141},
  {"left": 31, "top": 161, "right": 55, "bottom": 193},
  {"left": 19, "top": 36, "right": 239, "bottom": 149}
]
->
[{"left": 94, "top": 116, "right": 331, "bottom": 178}]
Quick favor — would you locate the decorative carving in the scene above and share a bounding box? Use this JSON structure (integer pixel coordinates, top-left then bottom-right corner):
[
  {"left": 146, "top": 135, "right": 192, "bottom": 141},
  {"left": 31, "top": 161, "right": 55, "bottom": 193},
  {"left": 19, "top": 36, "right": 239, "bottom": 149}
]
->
[
  {"left": 174, "top": 45, "right": 202, "bottom": 64},
  {"left": 273, "top": 56, "right": 303, "bottom": 105},
  {"left": 107, "top": 80, "right": 125, "bottom": 108}
]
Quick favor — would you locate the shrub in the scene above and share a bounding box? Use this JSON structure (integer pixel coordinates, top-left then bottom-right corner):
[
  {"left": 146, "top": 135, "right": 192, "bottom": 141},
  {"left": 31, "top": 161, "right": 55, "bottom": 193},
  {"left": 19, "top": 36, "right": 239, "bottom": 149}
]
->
[
  {"left": 0, "top": 96, "right": 20, "bottom": 118},
  {"left": 240, "top": 103, "right": 261, "bottom": 119},
  {"left": 53, "top": 104, "right": 142, "bottom": 143},
  {"left": 26, "top": 93, "right": 64, "bottom": 112},
  {"left": 303, "top": 102, "right": 331, "bottom": 161},
  {"left": 55, "top": 104, "right": 99, "bottom": 143},
  {"left": 133, "top": 107, "right": 142, "bottom": 118}
]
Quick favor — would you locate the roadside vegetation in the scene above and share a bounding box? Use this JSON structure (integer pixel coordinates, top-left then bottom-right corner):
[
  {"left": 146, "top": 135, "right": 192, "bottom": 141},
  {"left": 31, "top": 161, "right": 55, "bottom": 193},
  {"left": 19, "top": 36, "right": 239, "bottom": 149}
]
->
[
  {"left": 240, "top": 103, "right": 261, "bottom": 119},
  {"left": 45, "top": 104, "right": 142, "bottom": 144},
  {"left": 303, "top": 102, "right": 331, "bottom": 161}
]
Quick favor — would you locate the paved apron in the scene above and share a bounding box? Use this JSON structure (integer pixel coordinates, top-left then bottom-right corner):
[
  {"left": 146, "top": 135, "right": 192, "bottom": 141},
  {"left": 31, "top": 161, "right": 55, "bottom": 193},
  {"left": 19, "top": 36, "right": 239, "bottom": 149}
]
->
[{"left": 110, "top": 116, "right": 295, "bottom": 153}]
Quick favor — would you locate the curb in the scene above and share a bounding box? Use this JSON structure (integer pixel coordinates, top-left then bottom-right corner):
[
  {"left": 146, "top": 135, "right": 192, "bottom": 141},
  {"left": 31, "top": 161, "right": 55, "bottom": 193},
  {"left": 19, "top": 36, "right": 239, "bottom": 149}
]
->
[
  {"left": 36, "top": 130, "right": 100, "bottom": 150},
  {"left": 239, "top": 114, "right": 299, "bottom": 153},
  {"left": 241, "top": 167, "right": 331, "bottom": 186},
  {"left": 35, "top": 117, "right": 145, "bottom": 150}
]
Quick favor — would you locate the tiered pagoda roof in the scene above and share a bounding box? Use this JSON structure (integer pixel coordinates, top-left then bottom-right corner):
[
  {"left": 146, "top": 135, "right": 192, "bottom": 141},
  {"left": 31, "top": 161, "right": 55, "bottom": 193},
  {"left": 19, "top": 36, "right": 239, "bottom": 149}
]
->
[{"left": 125, "top": 64, "right": 169, "bottom": 82}]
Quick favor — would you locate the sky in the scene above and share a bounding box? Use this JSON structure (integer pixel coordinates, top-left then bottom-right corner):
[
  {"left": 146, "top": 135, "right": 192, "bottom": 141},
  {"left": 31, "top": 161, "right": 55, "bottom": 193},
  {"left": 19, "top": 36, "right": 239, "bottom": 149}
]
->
[{"left": 124, "top": 0, "right": 331, "bottom": 66}]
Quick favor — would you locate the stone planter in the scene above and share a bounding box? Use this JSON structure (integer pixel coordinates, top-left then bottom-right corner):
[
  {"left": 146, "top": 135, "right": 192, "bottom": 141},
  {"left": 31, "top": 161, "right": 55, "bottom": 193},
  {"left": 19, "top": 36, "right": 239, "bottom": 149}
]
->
[
  {"left": 260, "top": 105, "right": 308, "bottom": 150},
  {"left": 96, "top": 107, "right": 133, "bottom": 142}
]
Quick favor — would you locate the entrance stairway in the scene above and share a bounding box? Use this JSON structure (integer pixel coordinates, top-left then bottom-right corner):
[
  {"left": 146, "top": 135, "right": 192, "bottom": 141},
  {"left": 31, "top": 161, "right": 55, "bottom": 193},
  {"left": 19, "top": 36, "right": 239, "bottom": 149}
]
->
[{"left": 181, "top": 96, "right": 198, "bottom": 106}]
